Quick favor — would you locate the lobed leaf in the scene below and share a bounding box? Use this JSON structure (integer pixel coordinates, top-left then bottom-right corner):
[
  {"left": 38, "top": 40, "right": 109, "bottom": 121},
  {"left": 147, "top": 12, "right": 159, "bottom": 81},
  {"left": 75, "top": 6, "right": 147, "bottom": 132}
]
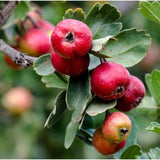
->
[
  {"left": 63, "top": 8, "right": 85, "bottom": 22},
  {"left": 86, "top": 96, "right": 116, "bottom": 116},
  {"left": 103, "top": 28, "right": 151, "bottom": 67},
  {"left": 120, "top": 145, "right": 142, "bottom": 159},
  {"left": 85, "top": 3, "right": 121, "bottom": 39},
  {"left": 146, "top": 122, "right": 160, "bottom": 134},
  {"left": 44, "top": 90, "right": 67, "bottom": 128},
  {"left": 33, "top": 54, "right": 55, "bottom": 76},
  {"left": 41, "top": 72, "right": 68, "bottom": 89},
  {"left": 66, "top": 71, "right": 92, "bottom": 122},
  {"left": 139, "top": 1, "right": 160, "bottom": 24}
]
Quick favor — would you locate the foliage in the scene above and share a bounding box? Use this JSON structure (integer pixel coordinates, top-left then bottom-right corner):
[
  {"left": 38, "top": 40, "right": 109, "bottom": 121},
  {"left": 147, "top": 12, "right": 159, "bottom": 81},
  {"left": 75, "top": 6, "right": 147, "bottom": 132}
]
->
[
  {"left": 1, "top": 1, "right": 160, "bottom": 159},
  {"left": 139, "top": 1, "right": 160, "bottom": 24}
]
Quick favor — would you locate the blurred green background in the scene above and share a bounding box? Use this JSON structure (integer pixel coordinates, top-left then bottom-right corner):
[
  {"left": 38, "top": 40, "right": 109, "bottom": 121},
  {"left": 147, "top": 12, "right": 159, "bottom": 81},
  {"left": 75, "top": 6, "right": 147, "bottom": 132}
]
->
[{"left": 0, "top": 1, "right": 160, "bottom": 159}]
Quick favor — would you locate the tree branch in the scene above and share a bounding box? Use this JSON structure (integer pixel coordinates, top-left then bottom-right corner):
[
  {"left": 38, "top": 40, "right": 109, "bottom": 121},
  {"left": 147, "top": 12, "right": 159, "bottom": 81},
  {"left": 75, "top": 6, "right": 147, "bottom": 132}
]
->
[
  {"left": 0, "top": 39, "right": 37, "bottom": 68},
  {"left": 0, "top": 1, "right": 20, "bottom": 28}
]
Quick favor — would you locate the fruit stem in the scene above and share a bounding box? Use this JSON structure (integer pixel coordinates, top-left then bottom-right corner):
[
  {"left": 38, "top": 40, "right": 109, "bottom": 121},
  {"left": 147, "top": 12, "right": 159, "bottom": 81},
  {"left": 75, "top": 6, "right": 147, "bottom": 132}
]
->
[
  {"left": 26, "top": 15, "right": 41, "bottom": 29},
  {"left": 105, "top": 110, "right": 110, "bottom": 118},
  {"left": 100, "top": 58, "right": 106, "bottom": 64}
]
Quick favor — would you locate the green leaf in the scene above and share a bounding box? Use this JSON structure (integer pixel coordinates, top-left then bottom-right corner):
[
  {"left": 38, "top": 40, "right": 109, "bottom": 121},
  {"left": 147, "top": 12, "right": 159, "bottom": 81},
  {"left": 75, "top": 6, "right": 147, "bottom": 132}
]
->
[
  {"left": 66, "top": 71, "right": 92, "bottom": 122},
  {"left": 85, "top": 3, "right": 121, "bottom": 39},
  {"left": 146, "top": 122, "right": 160, "bottom": 134},
  {"left": 63, "top": 8, "right": 85, "bottom": 22},
  {"left": 145, "top": 70, "right": 160, "bottom": 106},
  {"left": 88, "top": 55, "right": 100, "bottom": 70},
  {"left": 104, "top": 28, "right": 151, "bottom": 67},
  {"left": 33, "top": 54, "right": 55, "bottom": 76},
  {"left": 120, "top": 145, "right": 142, "bottom": 159},
  {"left": 137, "top": 96, "right": 160, "bottom": 120},
  {"left": 44, "top": 90, "right": 67, "bottom": 128},
  {"left": 148, "top": 147, "right": 160, "bottom": 159},
  {"left": 139, "top": 1, "right": 160, "bottom": 24},
  {"left": 64, "top": 121, "right": 79, "bottom": 149},
  {"left": 79, "top": 128, "right": 95, "bottom": 138},
  {"left": 113, "top": 116, "right": 138, "bottom": 158},
  {"left": 1, "top": 14, "right": 18, "bottom": 29},
  {"left": 86, "top": 96, "right": 116, "bottom": 116},
  {"left": 145, "top": 74, "right": 155, "bottom": 97},
  {"left": 13, "top": 1, "right": 30, "bottom": 20},
  {"left": 90, "top": 36, "right": 116, "bottom": 58},
  {"left": 150, "top": 70, "right": 160, "bottom": 106},
  {"left": 76, "top": 134, "right": 92, "bottom": 146},
  {"left": 41, "top": 72, "right": 68, "bottom": 89}
]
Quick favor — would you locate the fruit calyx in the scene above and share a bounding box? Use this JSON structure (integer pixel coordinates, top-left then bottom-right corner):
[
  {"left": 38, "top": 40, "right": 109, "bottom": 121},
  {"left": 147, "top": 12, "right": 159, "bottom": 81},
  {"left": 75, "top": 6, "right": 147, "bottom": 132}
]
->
[
  {"left": 65, "top": 32, "right": 74, "bottom": 42},
  {"left": 132, "top": 97, "right": 143, "bottom": 108},
  {"left": 119, "top": 127, "right": 129, "bottom": 137},
  {"left": 114, "top": 86, "right": 125, "bottom": 97}
]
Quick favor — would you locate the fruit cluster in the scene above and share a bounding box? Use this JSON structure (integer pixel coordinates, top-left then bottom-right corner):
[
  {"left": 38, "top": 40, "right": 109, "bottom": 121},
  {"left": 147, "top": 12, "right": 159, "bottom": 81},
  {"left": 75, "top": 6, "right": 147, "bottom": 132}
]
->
[
  {"left": 93, "top": 112, "right": 131, "bottom": 155},
  {"left": 50, "top": 18, "right": 145, "bottom": 155},
  {"left": 50, "top": 19, "right": 92, "bottom": 77},
  {"left": 4, "top": 8, "right": 55, "bottom": 69}
]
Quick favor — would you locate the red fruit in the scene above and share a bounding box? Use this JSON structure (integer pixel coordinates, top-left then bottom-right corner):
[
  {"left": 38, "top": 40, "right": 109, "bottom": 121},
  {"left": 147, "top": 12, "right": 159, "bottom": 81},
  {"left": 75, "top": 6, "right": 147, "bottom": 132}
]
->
[
  {"left": 91, "top": 61, "right": 131, "bottom": 101},
  {"left": 37, "top": 19, "right": 55, "bottom": 32},
  {"left": 51, "top": 19, "right": 92, "bottom": 59},
  {"left": 115, "top": 75, "right": 145, "bottom": 112},
  {"left": 2, "top": 87, "right": 33, "bottom": 114},
  {"left": 93, "top": 127, "right": 126, "bottom": 155},
  {"left": 102, "top": 112, "right": 132, "bottom": 143},
  {"left": 19, "top": 29, "right": 51, "bottom": 57},
  {"left": 51, "top": 50, "right": 90, "bottom": 77}
]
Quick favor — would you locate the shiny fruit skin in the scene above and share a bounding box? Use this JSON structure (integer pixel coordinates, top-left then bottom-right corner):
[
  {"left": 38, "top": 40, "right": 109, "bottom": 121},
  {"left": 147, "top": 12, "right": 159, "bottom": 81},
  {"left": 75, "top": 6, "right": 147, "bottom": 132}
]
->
[
  {"left": 91, "top": 61, "right": 131, "bottom": 101},
  {"left": 19, "top": 29, "right": 51, "bottom": 57},
  {"left": 93, "top": 127, "right": 126, "bottom": 155},
  {"left": 51, "top": 50, "right": 90, "bottom": 77},
  {"left": 115, "top": 76, "right": 145, "bottom": 112},
  {"left": 102, "top": 112, "right": 131, "bottom": 143},
  {"left": 2, "top": 87, "right": 33, "bottom": 114},
  {"left": 51, "top": 19, "right": 92, "bottom": 59}
]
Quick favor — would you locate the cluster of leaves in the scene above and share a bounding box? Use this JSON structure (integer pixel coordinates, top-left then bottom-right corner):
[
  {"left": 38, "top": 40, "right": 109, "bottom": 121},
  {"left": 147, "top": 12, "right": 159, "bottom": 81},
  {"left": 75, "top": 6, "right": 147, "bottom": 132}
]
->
[{"left": 33, "top": 2, "right": 152, "bottom": 158}]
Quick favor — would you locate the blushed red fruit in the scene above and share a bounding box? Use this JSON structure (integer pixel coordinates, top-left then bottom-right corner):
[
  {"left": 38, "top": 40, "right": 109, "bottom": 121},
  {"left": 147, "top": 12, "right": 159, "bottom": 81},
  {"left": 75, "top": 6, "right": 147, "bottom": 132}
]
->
[
  {"left": 102, "top": 112, "right": 132, "bottom": 143},
  {"left": 91, "top": 61, "right": 131, "bottom": 101},
  {"left": 19, "top": 29, "right": 51, "bottom": 57},
  {"left": 37, "top": 19, "right": 55, "bottom": 32},
  {"left": 2, "top": 87, "right": 33, "bottom": 114},
  {"left": 93, "top": 127, "right": 126, "bottom": 155},
  {"left": 51, "top": 19, "right": 92, "bottom": 59},
  {"left": 51, "top": 50, "right": 89, "bottom": 77},
  {"left": 115, "top": 75, "right": 145, "bottom": 112}
]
